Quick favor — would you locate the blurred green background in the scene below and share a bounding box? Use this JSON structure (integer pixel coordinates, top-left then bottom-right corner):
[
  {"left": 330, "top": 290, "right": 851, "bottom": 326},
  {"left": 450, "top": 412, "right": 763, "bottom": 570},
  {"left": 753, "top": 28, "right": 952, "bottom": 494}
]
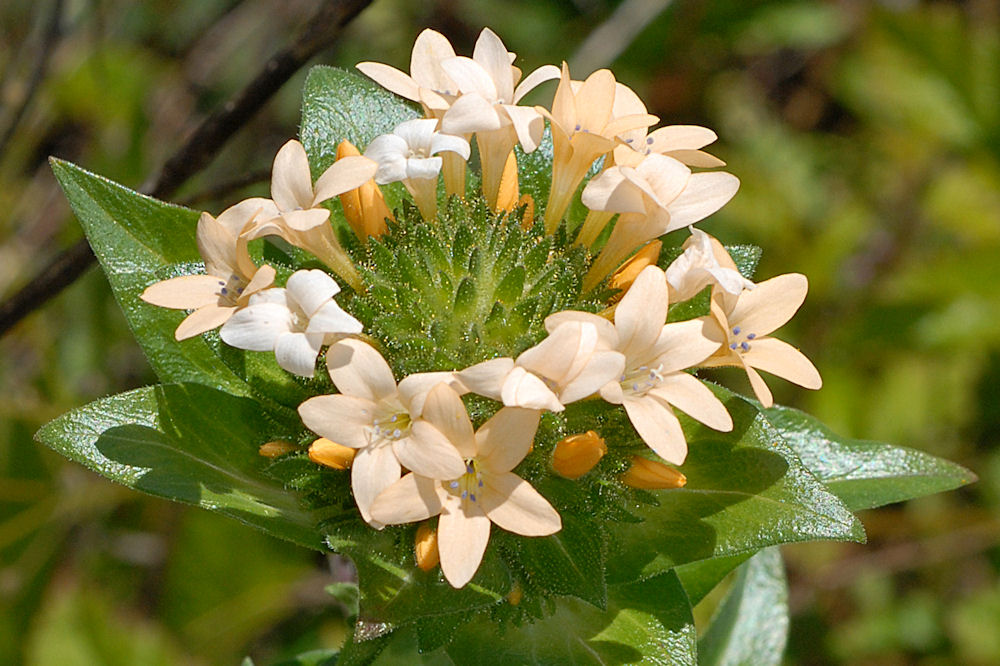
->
[{"left": 1, "top": 0, "right": 997, "bottom": 663}]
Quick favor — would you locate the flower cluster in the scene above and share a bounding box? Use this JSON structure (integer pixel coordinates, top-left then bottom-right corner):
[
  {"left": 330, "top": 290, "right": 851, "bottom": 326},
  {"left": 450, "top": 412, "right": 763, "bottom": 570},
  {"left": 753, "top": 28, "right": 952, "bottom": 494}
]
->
[{"left": 139, "top": 27, "right": 821, "bottom": 588}]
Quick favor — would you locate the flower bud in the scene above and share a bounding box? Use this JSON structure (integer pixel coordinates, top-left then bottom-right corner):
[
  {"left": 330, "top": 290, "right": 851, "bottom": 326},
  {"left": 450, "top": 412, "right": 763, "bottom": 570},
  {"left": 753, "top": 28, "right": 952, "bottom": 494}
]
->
[
  {"left": 610, "top": 240, "right": 662, "bottom": 293},
  {"left": 258, "top": 440, "right": 297, "bottom": 458},
  {"left": 415, "top": 522, "right": 440, "bottom": 572},
  {"left": 336, "top": 140, "right": 393, "bottom": 241},
  {"left": 496, "top": 149, "right": 520, "bottom": 213},
  {"left": 507, "top": 582, "right": 523, "bottom": 606},
  {"left": 620, "top": 456, "right": 687, "bottom": 489},
  {"left": 552, "top": 431, "right": 607, "bottom": 479},
  {"left": 308, "top": 437, "right": 356, "bottom": 470}
]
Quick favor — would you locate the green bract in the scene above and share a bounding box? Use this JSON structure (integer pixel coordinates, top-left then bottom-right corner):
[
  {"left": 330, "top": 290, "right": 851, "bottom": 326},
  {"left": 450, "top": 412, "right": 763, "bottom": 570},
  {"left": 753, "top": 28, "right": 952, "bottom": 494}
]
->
[{"left": 41, "top": 66, "right": 974, "bottom": 665}]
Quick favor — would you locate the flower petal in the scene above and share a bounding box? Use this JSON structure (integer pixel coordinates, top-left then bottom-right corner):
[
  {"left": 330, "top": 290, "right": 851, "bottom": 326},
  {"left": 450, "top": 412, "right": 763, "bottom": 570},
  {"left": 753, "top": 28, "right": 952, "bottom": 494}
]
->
[
  {"left": 351, "top": 444, "right": 402, "bottom": 526},
  {"left": 623, "top": 396, "right": 688, "bottom": 465},
  {"left": 441, "top": 56, "right": 498, "bottom": 98},
  {"left": 615, "top": 265, "right": 667, "bottom": 359},
  {"left": 398, "top": 422, "right": 467, "bottom": 479},
  {"left": 729, "top": 273, "right": 808, "bottom": 336},
  {"left": 662, "top": 172, "right": 740, "bottom": 232},
  {"left": 441, "top": 93, "right": 504, "bottom": 134},
  {"left": 632, "top": 154, "right": 691, "bottom": 209},
  {"left": 501, "top": 103, "right": 545, "bottom": 152},
  {"left": 559, "top": 350, "right": 625, "bottom": 404},
  {"left": 286, "top": 269, "right": 339, "bottom": 315},
  {"left": 281, "top": 208, "right": 330, "bottom": 232},
  {"left": 196, "top": 212, "right": 239, "bottom": 278},
  {"left": 271, "top": 140, "right": 314, "bottom": 212},
  {"left": 174, "top": 305, "right": 234, "bottom": 340},
  {"left": 369, "top": 473, "right": 444, "bottom": 525},
  {"left": 741, "top": 336, "right": 822, "bottom": 390},
  {"left": 581, "top": 167, "right": 646, "bottom": 214},
  {"left": 313, "top": 155, "right": 378, "bottom": 204},
  {"left": 298, "top": 394, "right": 375, "bottom": 449},
  {"left": 430, "top": 132, "right": 471, "bottom": 160},
  {"left": 744, "top": 363, "right": 774, "bottom": 408},
  {"left": 649, "top": 372, "right": 733, "bottom": 432},
  {"left": 512, "top": 64, "right": 561, "bottom": 103},
  {"left": 307, "top": 301, "right": 363, "bottom": 336},
  {"left": 274, "top": 331, "right": 322, "bottom": 377},
  {"left": 219, "top": 302, "right": 292, "bottom": 351},
  {"left": 398, "top": 371, "right": 463, "bottom": 416},
  {"left": 410, "top": 28, "right": 457, "bottom": 92},
  {"left": 456, "top": 357, "right": 514, "bottom": 401},
  {"left": 421, "top": 384, "right": 477, "bottom": 458},
  {"left": 438, "top": 499, "right": 491, "bottom": 588},
  {"left": 404, "top": 155, "right": 443, "bottom": 180},
  {"left": 141, "top": 275, "right": 222, "bottom": 310},
  {"left": 476, "top": 407, "right": 540, "bottom": 473},
  {"left": 500, "top": 367, "right": 564, "bottom": 411},
  {"left": 647, "top": 125, "right": 717, "bottom": 151},
  {"left": 480, "top": 472, "right": 561, "bottom": 536},
  {"left": 355, "top": 62, "right": 421, "bottom": 101},
  {"left": 648, "top": 319, "right": 722, "bottom": 374},
  {"left": 472, "top": 28, "right": 513, "bottom": 101},
  {"left": 544, "top": 310, "right": 617, "bottom": 344},
  {"left": 326, "top": 339, "right": 397, "bottom": 402}
]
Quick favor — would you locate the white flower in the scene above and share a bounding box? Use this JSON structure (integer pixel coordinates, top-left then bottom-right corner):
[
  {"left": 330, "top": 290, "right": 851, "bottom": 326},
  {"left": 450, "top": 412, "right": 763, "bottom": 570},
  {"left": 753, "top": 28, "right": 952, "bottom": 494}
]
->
[
  {"left": 364, "top": 118, "right": 470, "bottom": 220},
  {"left": 298, "top": 339, "right": 467, "bottom": 525},
  {"left": 370, "top": 384, "right": 560, "bottom": 588},
  {"left": 665, "top": 227, "right": 755, "bottom": 303},
  {"left": 219, "top": 269, "right": 362, "bottom": 377},
  {"left": 141, "top": 200, "right": 275, "bottom": 339}
]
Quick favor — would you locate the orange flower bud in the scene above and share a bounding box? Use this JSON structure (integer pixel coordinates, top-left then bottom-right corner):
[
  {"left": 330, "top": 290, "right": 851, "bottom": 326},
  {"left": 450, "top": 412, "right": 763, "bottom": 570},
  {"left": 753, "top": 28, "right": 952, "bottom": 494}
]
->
[
  {"left": 552, "top": 431, "right": 607, "bottom": 479},
  {"left": 415, "top": 522, "right": 440, "bottom": 572},
  {"left": 507, "top": 582, "right": 523, "bottom": 606},
  {"left": 517, "top": 193, "right": 535, "bottom": 230},
  {"left": 620, "top": 456, "right": 687, "bottom": 489},
  {"left": 258, "top": 441, "right": 297, "bottom": 458},
  {"left": 496, "top": 149, "right": 520, "bottom": 213},
  {"left": 336, "top": 140, "right": 393, "bottom": 242},
  {"left": 611, "top": 240, "right": 662, "bottom": 293},
  {"left": 308, "top": 437, "right": 356, "bottom": 470}
]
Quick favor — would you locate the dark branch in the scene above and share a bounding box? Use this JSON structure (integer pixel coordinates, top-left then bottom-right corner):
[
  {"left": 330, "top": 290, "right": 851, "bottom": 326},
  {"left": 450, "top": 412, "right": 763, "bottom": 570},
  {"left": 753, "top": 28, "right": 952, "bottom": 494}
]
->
[
  {"left": 0, "top": 0, "right": 64, "bottom": 159},
  {"left": 0, "top": 0, "right": 375, "bottom": 337}
]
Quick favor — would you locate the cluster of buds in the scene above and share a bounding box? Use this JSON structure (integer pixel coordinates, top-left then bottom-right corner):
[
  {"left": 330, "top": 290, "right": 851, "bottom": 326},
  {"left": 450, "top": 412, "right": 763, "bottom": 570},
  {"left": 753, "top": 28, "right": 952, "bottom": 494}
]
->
[{"left": 138, "top": 27, "right": 821, "bottom": 589}]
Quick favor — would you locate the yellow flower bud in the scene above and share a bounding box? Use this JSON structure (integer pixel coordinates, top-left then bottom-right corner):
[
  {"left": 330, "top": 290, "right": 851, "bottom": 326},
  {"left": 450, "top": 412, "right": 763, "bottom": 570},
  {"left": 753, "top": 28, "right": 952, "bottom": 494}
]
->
[
  {"left": 336, "top": 140, "right": 393, "bottom": 242},
  {"left": 552, "top": 431, "right": 607, "bottom": 479},
  {"left": 415, "top": 522, "right": 440, "bottom": 572},
  {"left": 620, "top": 456, "right": 687, "bottom": 489},
  {"left": 258, "top": 441, "right": 297, "bottom": 458},
  {"left": 308, "top": 437, "right": 356, "bottom": 470},
  {"left": 516, "top": 193, "right": 535, "bottom": 230}
]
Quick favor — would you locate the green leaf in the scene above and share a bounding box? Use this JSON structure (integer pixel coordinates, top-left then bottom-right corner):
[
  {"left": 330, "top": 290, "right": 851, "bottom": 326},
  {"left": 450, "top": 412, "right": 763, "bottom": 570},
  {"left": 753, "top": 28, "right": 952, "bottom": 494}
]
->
[
  {"left": 512, "top": 514, "right": 607, "bottom": 608},
  {"left": 269, "top": 650, "right": 339, "bottom": 666},
  {"left": 35, "top": 383, "right": 324, "bottom": 550},
  {"left": 765, "top": 405, "right": 976, "bottom": 511},
  {"left": 697, "top": 548, "right": 789, "bottom": 666},
  {"left": 675, "top": 554, "right": 751, "bottom": 607},
  {"left": 49, "top": 159, "right": 269, "bottom": 403},
  {"left": 606, "top": 390, "right": 864, "bottom": 584},
  {"left": 446, "top": 571, "right": 697, "bottom": 665},
  {"left": 326, "top": 523, "right": 510, "bottom": 633}
]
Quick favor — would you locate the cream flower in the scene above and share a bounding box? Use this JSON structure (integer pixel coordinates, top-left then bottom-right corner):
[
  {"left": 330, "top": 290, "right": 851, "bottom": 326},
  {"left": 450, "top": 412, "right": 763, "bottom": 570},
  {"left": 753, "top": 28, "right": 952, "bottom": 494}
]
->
[
  {"left": 539, "top": 64, "right": 658, "bottom": 233},
  {"left": 297, "top": 339, "right": 467, "bottom": 525},
  {"left": 365, "top": 119, "right": 470, "bottom": 221},
  {"left": 356, "top": 29, "right": 465, "bottom": 196},
  {"left": 219, "top": 269, "right": 362, "bottom": 378},
  {"left": 581, "top": 153, "right": 740, "bottom": 290},
  {"left": 665, "top": 227, "right": 755, "bottom": 303},
  {"left": 699, "top": 273, "right": 822, "bottom": 408},
  {"left": 548, "top": 266, "right": 731, "bottom": 464},
  {"left": 438, "top": 28, "right": 560, "bottom": 209},
  {"left": 614, "top": 124, "right": 725, "bottom": 169},
  {"left": 141, "top": 200, "right": 275, "bottom": 340},
  {"left": 242, "top": 139, "right": 377, "bottom": 291},
  {"left": 370, "top": 384, "right": 560, "bottom": 588}
]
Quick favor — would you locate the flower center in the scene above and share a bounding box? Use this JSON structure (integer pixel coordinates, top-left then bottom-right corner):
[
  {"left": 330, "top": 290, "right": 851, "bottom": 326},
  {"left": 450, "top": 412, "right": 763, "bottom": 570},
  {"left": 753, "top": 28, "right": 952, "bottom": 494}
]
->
[
  {"left": 620, "top": 364, "right": 665, "bottom": 397},
  {"left": 216, "top": 273, "right": 246, "bottom": 307},
  {"left": 446, "top": 459, "right": 484, "bottom": 504},
  {"left": 369, "top": 408, "right": 412, "bottom": 443},
  {"left": 727, "top": 325, "right": 756, "bottom": 354}
]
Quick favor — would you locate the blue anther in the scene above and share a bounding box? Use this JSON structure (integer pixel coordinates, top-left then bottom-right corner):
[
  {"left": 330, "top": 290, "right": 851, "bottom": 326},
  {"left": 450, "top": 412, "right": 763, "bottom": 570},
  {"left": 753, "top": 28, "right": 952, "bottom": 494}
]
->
[
  {"left": 730, "top": 343, "right": 738, "bottom": 350},
  {"left": 741, "top": 342, "right": 750, "bottom": 352},
  {"left": 747, "top": 333, "right": 756, "bottom": 340},
  {"left": 733, "top": 326, "right": 741, "bottom": 335}
]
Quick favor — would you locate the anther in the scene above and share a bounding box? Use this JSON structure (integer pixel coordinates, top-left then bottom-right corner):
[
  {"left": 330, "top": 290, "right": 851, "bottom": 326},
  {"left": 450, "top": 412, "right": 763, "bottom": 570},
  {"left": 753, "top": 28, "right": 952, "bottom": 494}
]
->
[
  {"left": 747, "top": 333, "right": 756, "bottom": 340},
  {"left": 741, "top": 342, "right": 750, "bottom": 352}
]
